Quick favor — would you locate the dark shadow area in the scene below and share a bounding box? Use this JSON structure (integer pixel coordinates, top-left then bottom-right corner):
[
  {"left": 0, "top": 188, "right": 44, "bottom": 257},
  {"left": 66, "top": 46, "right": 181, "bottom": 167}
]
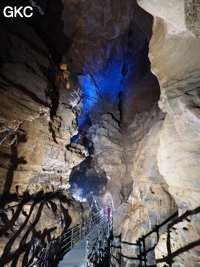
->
[
  {"left": 69, "top": 156, "right": 92, "bottom": 197},
  {"left": 69, "top": 156, "right": 107, "bottom": 198},
  {"left": 0, "top": 190, "right": 73, "bottom": 267},
  {"left": 156, "top": 206, "right": 200, "bottom": 267},
  {"left": 0, "top": 0, "right": 69, "bottom": 66},
  {"left": 48, "top": 121, "right": 58, "bottom": 144},
  {"left": 3, "top": 132, "right": 27, "bottom": 196},
  {"left": 111, "top": 208, "right": 200, "bottom": 267}
]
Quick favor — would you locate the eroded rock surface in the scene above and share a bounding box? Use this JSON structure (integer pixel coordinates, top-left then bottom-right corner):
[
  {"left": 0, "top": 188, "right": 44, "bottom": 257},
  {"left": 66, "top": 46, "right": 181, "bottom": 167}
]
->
[
  {"left": 0, "top": 13, "right": 88, "bottom": 195},
  {"left": 0, "top": 0, "right": 200, "bottom": 267},
  {"left": 0, "top": 10, "right": 89, "bottom": 267},
  {"left": 110, "top": 1, "right": 200, "bottom": 266}
]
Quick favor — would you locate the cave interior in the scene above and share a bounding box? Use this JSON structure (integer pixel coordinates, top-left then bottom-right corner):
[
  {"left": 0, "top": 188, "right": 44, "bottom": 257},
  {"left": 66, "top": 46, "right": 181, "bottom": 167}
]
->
[{"left": 0, "top": 0, "right": 200, "bottom": 266}]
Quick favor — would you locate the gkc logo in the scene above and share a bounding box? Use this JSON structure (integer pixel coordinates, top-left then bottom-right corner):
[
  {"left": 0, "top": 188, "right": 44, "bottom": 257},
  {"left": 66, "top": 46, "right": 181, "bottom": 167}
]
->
[{"left": 3, "top": 6, "right": 33, "bottom": 18}]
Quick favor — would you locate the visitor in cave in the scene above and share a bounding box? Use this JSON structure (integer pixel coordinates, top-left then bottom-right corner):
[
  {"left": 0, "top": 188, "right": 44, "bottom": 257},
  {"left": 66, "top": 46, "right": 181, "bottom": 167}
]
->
[{"left": 107, "top": 205, "right": 111, "bottom": 220}]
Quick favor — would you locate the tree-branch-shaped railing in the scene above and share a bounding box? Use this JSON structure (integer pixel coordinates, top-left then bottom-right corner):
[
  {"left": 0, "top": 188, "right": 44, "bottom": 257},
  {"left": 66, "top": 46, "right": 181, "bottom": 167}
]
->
[{"left": 111, "top": 207, "right": 200, "bottom": 267}]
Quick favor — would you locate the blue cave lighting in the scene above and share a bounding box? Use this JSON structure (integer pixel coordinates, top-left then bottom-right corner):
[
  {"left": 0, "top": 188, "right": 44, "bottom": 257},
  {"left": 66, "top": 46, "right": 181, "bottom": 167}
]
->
[
  {"left": 73, "top": 37, "right": 148, "bottom": 134},
  {"left": 77, "top": 55, "right": 126, "bottom": 130},
  {"left": 71, "top": 133, "right": 80, "bottom": 143}
]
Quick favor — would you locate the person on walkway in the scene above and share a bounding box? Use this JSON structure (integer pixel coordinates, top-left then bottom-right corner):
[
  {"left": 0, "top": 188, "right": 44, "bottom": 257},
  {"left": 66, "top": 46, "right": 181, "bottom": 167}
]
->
[{"left": 107, "top": 205, "right": 111, "bottom": 219}]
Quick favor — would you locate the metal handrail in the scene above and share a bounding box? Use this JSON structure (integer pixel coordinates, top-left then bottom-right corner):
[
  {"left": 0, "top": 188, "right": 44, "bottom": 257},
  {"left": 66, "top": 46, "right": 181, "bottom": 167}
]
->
[
  {"left": 30, "top": 209, "right": 104, "bottom": 267},
  {"left": 86, "top": 217, "right": 113, "bottom": 266},
  {"left": 111, "top": 210, "right": 179, "bottom": 267}
]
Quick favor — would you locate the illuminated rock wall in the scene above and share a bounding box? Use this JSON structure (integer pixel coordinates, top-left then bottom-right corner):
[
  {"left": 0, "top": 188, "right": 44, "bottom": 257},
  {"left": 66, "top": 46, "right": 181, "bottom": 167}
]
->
[
  {"left": 146, "top": 0, "right": 200, "bottom": 264},
  {"left": 111, "top": 1, "right": 200, "bottom": 266},
  {"left": 0, "top": 13, "right": 88, "bottom": 195},
  {"left": 0, "top": 8, "right": 89, "bottom": 267},
  {"left": 0, "top": 0, "right": 200, "bottom": 266}
]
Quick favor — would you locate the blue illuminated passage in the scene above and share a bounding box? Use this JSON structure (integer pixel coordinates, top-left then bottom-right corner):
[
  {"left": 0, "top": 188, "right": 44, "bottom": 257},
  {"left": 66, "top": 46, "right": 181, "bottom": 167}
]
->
[
  {"left": 77, "top": 55, "right": 126, "bottom": 131},
  {"left": 72, "top": 38, "right": 149, "bottom": 136}
]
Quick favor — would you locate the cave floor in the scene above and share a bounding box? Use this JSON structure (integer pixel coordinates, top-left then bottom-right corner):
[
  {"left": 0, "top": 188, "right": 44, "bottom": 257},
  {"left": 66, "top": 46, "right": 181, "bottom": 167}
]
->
[{"left": 58, "top": 219, "right": 106, "bottom": 267}]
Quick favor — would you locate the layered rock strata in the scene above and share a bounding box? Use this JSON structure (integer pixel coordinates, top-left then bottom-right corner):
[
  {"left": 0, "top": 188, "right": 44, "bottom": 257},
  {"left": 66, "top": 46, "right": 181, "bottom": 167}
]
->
[
  {"left": 0, "top": 11, "right": 89, "bottom": 267},
  {"left": 0, "top": 13, "right": 88, "bottom": 196},
  {"left": 0, "top": 1, "right": 199, "bottom": 267}
]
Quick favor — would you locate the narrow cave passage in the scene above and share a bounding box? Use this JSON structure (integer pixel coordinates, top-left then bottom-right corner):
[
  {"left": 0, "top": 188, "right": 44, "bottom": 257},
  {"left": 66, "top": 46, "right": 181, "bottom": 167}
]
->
[{"left": 0, "top": 0, "right": 200, "bottom": 267}]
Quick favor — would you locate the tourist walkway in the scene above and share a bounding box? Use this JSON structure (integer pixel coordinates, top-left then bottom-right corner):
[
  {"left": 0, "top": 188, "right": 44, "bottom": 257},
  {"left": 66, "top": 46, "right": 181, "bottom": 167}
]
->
[{"left": 58, "top": 219, "right": 107, "bottom": 267}]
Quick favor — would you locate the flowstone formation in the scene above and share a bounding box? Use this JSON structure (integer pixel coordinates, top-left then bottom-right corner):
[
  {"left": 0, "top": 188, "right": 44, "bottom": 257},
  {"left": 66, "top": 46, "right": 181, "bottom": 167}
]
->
[
  {"left": 110, "top": 1, "right": 200, "bottom": 266},
  {"left": 146, "top": 0, "right": 200, "bottom": 265}
]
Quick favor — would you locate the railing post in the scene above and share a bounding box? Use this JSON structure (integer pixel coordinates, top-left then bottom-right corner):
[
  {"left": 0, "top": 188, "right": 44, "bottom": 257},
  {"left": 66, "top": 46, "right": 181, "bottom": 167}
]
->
[
  {"left": 119, "top": 234, "right": 122, "bottom": 265},
  {"left": 83, "top": 221, "right": 86, "bottom": 237},
  {"left": 167, "top": 228, "right": 172, "bottom": 267},
  {"left": 88, "top": 218, "right": 91, "bottom": 234},
  {"left": 43, "top": 242, "right": 51, "bottom": 267},
  {"left": 80, "top": 223, "right": 82, "bottom": 240},
  {"left": 85, "top": 235, "right": 89, "bottom": 267},
  {"left": 71, "top": 228, "right": 74, "bottom": 249},
  {"left": 97, "top": 228, "right": 100, "bottom": 263},
  {"left": 137, "top": 239, "right": 142, "bottom": 266},
  {"left": 142, "top": 236, "right": 147, "bottom": 267},
  {"left": 155, "top": 224, "right": 159, "bottom": 242},
  {"left": 110, "top": 240, "right": 113, "bottom": 265},
  {"left": 91, "top": 214, "right": 94, "bottom": 228},
  {"left": 107, "top": 219, "right": 110, "bottom": 238},
  {"left": 89, "top": 217, "right": 91, "bottom": 232}
]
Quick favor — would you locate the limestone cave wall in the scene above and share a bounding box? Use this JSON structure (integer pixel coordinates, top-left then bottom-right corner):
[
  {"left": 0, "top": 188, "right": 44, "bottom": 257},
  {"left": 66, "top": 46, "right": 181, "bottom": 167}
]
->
[
  {"left": 0, "top": 9, "right": 88, "bottom": 195},
  {"left": 0, "top": 0, "right": 200, "bottom": 267},
  {"left": 111, "top": 1, "right": 200, "bottom": 267},
  {"left": 0, "top": 5, "right": 89, "bottom": 266}
]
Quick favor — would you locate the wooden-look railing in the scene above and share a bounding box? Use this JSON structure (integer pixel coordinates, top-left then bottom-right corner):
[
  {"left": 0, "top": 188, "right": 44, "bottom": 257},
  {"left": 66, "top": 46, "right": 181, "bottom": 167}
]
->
[
  {"left": 111, "top": 211, "right": 178, "bottom": 267},
  {"left": 111, "top": 207, "right": 200, "bottom": 267}
]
